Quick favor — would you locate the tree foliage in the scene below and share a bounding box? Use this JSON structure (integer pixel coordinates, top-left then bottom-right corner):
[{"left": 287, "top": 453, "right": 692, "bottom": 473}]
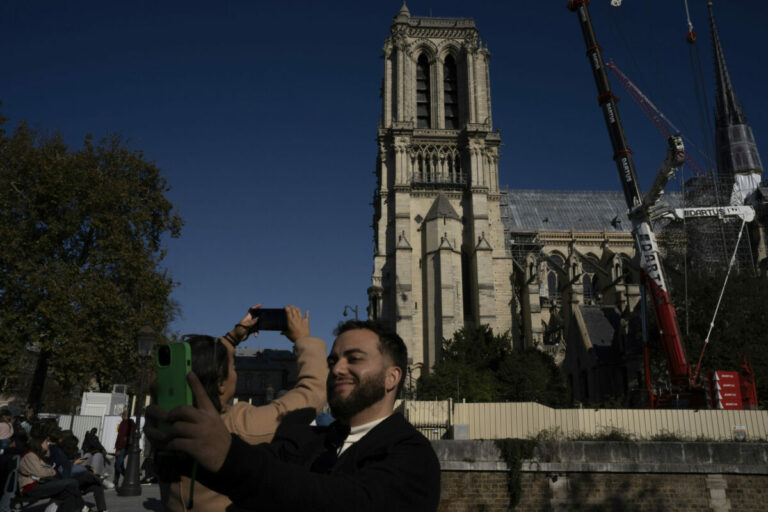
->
[
  {"left": 0, "top": 118, "right": 183, "bottom": 407},
  {"left": 667, "top": 268, "right": 768, "bottom": 403},
  {"left": 417, "top": 325, "right": 568, "bottom": 406}
]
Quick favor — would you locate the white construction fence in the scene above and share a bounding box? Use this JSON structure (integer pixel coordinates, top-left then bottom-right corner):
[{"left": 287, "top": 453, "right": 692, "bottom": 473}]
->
[{"left": 397, "top": 400, "right": 768, "bottom": 441}]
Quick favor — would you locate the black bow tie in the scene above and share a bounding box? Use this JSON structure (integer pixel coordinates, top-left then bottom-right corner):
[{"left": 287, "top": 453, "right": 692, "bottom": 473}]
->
[
  {"left": 310, "top": 421, "right": 350, "bottom": 473},
  {"left": 327, "top": 420, "right": 351, "bottom": 446}
]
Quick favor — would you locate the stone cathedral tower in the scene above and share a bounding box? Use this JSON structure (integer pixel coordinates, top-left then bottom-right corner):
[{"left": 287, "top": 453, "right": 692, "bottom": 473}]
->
[{"left": 367, "top": 4, "right": 512, "bottom": 378}]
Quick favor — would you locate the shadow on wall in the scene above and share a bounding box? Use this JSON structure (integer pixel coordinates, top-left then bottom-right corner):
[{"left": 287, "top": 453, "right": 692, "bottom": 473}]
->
[{"left": 546, "top": 473, "right": 691, "bottom": 512}]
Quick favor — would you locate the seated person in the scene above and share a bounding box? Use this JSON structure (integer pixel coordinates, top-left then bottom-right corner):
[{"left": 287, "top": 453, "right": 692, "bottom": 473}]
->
[
  {"left": 0, "top": 411, "right": 12, "bottom": 452},
  {"left": 140, "top": 444, "right": 157, "bottom": 484},
  {"left": 18, "top": 434, "right": 86, "bottom": 512},
  {"left": 80, "top": 428, "right": 107, "bottom": 480},
  {"left": 0, "top": 433, "right": 28, "bottom": 503},
  {"left": 148, "top": 319, "right": 441, "bottom": 512},
  {"left": 159, "top": 304, "right": 327, "bottom": 512},
  {"left": 46, "top": 426, "right": 107, "bottom": 511}
]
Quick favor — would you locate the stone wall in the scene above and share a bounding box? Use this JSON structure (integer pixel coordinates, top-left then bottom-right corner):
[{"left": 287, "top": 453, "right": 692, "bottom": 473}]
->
[{"left": 434, "top": 440, "right": 768, "bottom": 511}]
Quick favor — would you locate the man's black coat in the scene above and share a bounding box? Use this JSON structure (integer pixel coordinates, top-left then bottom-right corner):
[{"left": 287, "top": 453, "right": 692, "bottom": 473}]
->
[{"left": 200, "top": 411, "right": 441, "bottom": 511}]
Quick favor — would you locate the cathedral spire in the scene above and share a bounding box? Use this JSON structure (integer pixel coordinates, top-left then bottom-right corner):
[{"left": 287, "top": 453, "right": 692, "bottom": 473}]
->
[
  {"left": 394, "top": 1, "right": 410, "bottom": 22},
  {"left": 708, "top": 1, "right": 763, "bottom": 194}
]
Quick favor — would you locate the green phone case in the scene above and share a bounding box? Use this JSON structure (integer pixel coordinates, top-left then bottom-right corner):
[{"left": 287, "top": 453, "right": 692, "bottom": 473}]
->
[{"left": 156, "top": 342, "right": 193, "bottom": 416}]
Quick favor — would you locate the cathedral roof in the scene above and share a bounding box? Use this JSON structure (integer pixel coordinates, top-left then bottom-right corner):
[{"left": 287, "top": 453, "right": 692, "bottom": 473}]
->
[
  {"left": 424, "top": 193, "right": 460, "bottom": 222},
  {"left": 576, "top": 305, "right": 627, "bottom": 362},
  {"left": 500, "top": 189, "right": 634, "bottom": 233}
]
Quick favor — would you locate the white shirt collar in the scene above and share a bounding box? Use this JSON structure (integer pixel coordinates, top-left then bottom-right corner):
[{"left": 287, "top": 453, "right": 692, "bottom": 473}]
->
[{"left": 338, "top": 414, "right": 390, "bottom": 456}]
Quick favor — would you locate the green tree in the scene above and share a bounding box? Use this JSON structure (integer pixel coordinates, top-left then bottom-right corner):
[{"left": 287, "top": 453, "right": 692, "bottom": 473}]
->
[
  {"left": 417, "top": 325, "right": 508, "bottom": 401},
  {"left": 669, "top": 269, "right": 768, "bottom": 403},
  {"left": 417, "top": 325, "right": 568, "bottom": 406},
  {"left": 497, "top": 349, "right": 569, "bottom": 406},
  {"left": 0, "top": 118, "right": 183, "bottom": 412}
]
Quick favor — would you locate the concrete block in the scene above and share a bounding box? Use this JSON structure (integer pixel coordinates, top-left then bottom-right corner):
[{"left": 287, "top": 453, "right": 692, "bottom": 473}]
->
[{"left": 709, "top": 443, "right": 741, "bottom": 464}]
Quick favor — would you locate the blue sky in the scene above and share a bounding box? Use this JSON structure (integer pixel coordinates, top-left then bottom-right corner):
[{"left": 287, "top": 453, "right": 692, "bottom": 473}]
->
[{"left": 2, "top": 1, "right": 766, "bottom": 351}]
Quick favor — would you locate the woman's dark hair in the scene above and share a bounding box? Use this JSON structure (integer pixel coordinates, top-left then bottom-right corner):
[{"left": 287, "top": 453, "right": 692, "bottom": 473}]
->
[
  {"left": 184, "top": 335, "right": 230, "bottom": 412},
  {"left": 28, "top": 436, "right": 46, "bottom": 458},
  {"left": 59, "top": 431, "right": 79, "bottom": 460}
]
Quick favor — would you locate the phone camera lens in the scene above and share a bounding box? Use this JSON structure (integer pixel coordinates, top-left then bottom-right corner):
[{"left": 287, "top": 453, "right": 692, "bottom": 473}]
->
[{"left": 158, "top": 345, "right": 171, "bottom": 366}]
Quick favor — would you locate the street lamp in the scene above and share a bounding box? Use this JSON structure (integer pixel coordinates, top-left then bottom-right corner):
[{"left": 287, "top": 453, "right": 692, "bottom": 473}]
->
[
  {"left": 118, "top": 325, "right": 155, "bottom": 497},
  {"left": 405, "top": 358, "right": 422, "bottom": 400},
  {"left": 343, "top": 305, "right": 359, "bottom": 320}
]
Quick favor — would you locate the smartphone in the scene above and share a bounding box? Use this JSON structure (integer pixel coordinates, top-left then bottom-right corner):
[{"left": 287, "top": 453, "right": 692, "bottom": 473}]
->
[
  {"left": 156, "top": 342, "right": 193, "bottom": 427},
  {"left": 256, "top": 308, "right": 288, "bottom": 331}
]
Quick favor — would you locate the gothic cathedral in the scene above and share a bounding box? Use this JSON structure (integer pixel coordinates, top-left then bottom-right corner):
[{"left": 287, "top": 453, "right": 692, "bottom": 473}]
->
[
  {"left": 368, "top": 4, "right": 767, "bottom": 403},
  {"left": 368, "top": 4, "right": 513, "bottom": 378}
]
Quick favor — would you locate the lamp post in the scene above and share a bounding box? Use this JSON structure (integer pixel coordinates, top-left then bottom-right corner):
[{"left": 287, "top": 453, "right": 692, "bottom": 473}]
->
[
  {"left": 118, "top": 325, "right": 155, "bottom": 497},
  {"left": 343, "top": 305, "right": 359, "bottom": 320},
  {"left": 406, "top": 358, "right": 414, "bottom": 400},
  {"left": 405, "top": 359, "right": 422, "bottom": 400}
]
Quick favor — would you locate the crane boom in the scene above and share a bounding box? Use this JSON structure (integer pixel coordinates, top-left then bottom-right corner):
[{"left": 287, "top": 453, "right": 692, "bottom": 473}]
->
[
  {"left": 661, "top": 205, "right": 755, "bottom": 223},
  {"left": 567, "top": 0, "right": 696, "bottom": 398},
  {"left": 606, "top": 60, "right": 709, "bottom": 176}
]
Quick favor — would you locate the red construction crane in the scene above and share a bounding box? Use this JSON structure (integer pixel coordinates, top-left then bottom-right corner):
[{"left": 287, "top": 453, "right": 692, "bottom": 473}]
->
[
  {"left": 605, "top": 61, "right": 708, "bottom": 177},
  {"left": 566, "top": 0, "right": 758, "bottom": 410}
]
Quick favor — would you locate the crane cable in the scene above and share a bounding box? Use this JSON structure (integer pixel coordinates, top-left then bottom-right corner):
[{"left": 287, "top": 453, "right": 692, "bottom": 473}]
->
[
  {"left": 692, "top": 217, "right": 747, "bottom": 382},
  {"left": 683, "top": 0, "right": 731, "bottom": 270},
  {"left": 605, "top": 1, "right": 654, "bottom": 102},
  {"left": 605, "top": 1, "right": 701, "bottom": 165},
  {"left": 684, "top": 0, "right": 715, "bottom": 164}
]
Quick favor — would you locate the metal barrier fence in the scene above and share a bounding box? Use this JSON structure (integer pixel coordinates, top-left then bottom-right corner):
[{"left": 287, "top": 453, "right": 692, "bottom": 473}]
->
[
  {"left": 48, "top": 414, "right": 146, "bottom": 452},
  {"left": 398, "top": 400, "right": 768, "bottom": 441},
  {"left": 397, "top": 399, "right": 452, "bottom": 440},
  {"left": 42, "top": 403, "right": 768, "bottom": 443},
  {"left": 55, "top": 414, "right": 103, "bottom": 445}
]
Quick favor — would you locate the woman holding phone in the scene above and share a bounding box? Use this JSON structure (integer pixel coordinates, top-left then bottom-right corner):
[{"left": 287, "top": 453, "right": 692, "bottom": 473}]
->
[{"left": 159, "top": 304, "right": 328, "bottom": 512}]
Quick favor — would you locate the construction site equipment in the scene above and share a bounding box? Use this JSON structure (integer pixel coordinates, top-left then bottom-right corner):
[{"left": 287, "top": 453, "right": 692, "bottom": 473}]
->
[{"left": 566, "top": 0, "right": 758, "bottom": 410}]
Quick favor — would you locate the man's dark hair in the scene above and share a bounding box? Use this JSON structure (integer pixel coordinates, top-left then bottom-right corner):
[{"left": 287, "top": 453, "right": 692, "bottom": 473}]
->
[
  {"left": 36, "top": 419, "right": 62, "bottom": 443},
  {"left": 334, "top": 320, "right": 408, "bottom": 394},
  {"left": 185, "top": 335, "right": 230, "bottom": 412}
]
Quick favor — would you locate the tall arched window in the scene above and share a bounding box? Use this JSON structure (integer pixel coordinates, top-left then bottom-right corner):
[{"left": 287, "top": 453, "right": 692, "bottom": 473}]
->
[
  {"left": 443, "top": 55, "right": 459, "bottom": 129},
  {"left": 621, "top": 256, "right": 635, "bottom": 284},
  {"left": 416, "top": 55, "right": 431, "bottom": 129},
  {"left": 547, "top": 254, "right": 564, "bottom": 300},
  {"left": 582, "top": 259, "right": 596, "bottom": 302}
]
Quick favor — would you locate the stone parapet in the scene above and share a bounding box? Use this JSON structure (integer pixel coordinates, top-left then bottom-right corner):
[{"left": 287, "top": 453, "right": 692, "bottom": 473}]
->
[
  {"left": 435, "top": 440, "right": 768, "bottom": 511},
  {"left": 433, "top": 439, "right": 768, "bottom": 475}
]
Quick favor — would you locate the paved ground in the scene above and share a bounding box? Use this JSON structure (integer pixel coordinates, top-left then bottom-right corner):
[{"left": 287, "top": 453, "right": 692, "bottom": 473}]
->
[{"left": 21, "top": 484, "right": 163, "bottom": 511}]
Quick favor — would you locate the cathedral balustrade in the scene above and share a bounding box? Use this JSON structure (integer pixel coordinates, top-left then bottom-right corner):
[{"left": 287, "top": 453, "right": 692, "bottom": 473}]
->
[{"left": 409, "top": 143, "right": 466, "bottom": 186}]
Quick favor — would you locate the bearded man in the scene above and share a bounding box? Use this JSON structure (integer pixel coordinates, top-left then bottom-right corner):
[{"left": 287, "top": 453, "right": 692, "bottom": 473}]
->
[{"left": 147, "top": 320, "right": 441, "bottom": 511}]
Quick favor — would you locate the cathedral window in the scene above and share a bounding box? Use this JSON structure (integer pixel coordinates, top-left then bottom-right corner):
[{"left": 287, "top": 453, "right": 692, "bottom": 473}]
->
[
  {"left": 547, "top": 254, "right": 564, "bottom": 300},
  {"left": 582, "top": 259, "right": 597, "bottom": 303},
  {"left": 621, "top": 256, "right": 635, "bottom": 284},
  {"left": 443, "top": 55, "right": 459, "bottom": 129},
  {"left": 462, "top": 250, "right": 474, "bottom": 324},
  {"left": 416, "top": 54, "right": 431, "bottom": 129}
]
